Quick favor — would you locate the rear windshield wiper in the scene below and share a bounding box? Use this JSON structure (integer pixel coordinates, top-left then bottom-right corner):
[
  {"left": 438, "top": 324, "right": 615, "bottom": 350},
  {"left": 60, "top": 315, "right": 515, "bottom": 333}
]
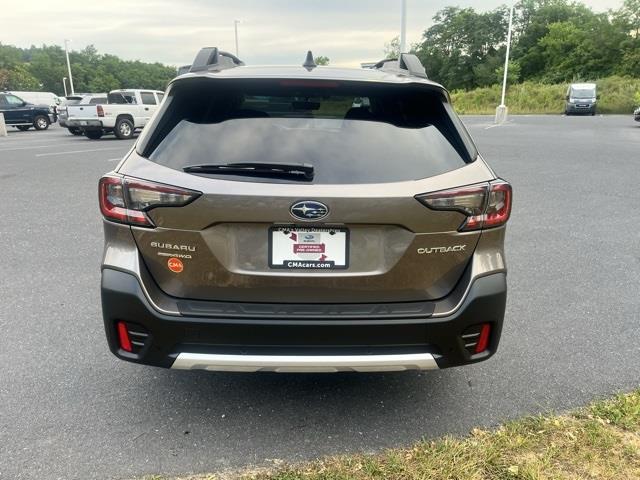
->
[{"left": 183, "top": 162, "right": 314, "bottom": 180}]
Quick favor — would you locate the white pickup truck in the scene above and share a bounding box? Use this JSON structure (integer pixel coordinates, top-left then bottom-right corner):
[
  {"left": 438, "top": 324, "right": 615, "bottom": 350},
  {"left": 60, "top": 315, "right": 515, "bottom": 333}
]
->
[{"left": 66, "top": 89, "right": 164, "bottom": 140}]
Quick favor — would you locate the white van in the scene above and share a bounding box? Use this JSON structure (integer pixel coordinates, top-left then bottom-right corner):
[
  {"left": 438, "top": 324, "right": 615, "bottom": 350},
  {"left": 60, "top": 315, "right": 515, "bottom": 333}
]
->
[
  {"left": 564, "top": 83, "right": 597, "bottom": 115},
  {"left": 8, "top": 91, "right": 62, "bottom": 109}
]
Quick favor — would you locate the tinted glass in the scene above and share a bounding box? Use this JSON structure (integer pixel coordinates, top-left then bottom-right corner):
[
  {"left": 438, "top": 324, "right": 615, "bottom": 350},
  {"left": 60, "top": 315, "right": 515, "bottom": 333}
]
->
[
  {"left": 89, "top": 97, "right": 108, "bottom": 104},
  {"left": 108, "top": 92, "right": 137, "bottom": 104},
  {"left": 64, "top": 96, "right": 83, "bottom": 105},
  {"left": 571, "top": 88, "right": 595, "bottom": 99},
  {"left": 156, "top": 93, "right": 164, "bottom": 102},
  {"left": 5, "top": 95, "right": 24, "bottom": 106},
  {"left": 141, "top": 92, "right": 157, "bottom": 105},
  {"left": 140, "top": 79, "right": 473, "bottom": 184}
]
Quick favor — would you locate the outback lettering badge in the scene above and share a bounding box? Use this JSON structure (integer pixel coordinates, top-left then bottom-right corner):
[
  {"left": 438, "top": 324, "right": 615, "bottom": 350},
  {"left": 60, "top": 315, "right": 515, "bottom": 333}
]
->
[{"left": 417, "top": 245, "right": 467, "bottom": 254}]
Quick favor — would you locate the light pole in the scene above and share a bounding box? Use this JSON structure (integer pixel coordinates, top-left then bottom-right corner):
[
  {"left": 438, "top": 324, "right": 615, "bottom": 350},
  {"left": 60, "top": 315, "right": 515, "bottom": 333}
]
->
[
  {"left": 495, "top": 4, "right": 514, "bottom": 124},
  {"left": 62, "top": 77, "right": 68, "bottom": 97},
  {"left": 399, "top": 0, "right": 407, "bottom": 54},
  {"left": 64, "top": 39, "right": 75, "bottom": 95},
  {"left": 234, "top": 20, "right": 240, "bottom": 57}
]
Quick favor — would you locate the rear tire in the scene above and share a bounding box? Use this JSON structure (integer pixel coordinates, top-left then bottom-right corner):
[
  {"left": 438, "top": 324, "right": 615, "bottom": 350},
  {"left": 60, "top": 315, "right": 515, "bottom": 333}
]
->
[
  {"left": 85, "top": 130, "right": 103, "bottom": 140},
  {"left": 68, "top": 127, "right": 82, "bottom": 135},
  {"left": 16, "top": 125, "right": 31, "bottom": 131},
  {"left": 114, "top": 118, "right": 134, "bottom": 140},
  {"left": 33, "top": 115, "right": 50, "bottom": 130}
]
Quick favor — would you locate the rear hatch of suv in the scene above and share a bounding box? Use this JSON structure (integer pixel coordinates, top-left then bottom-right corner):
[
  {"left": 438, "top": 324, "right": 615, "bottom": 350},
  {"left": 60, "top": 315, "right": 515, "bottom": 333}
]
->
[{"left": 117, "top": 74, "right": 495, "bottom": 303}]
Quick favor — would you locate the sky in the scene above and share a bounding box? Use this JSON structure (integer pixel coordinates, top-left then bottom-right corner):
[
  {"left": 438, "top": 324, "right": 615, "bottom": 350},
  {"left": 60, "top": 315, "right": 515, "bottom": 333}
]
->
[{"left": 1, "top": 0, "right": 623, "bottom": 67}]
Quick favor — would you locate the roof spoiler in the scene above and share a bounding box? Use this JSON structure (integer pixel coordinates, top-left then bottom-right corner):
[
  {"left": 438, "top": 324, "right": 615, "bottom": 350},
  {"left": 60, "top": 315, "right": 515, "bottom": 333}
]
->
[
  {"left": 187, "top": 47, "right": 244, "bottom": 73},
  {"left": 373, "top": 53, "right": 427, "bottom": 79}
]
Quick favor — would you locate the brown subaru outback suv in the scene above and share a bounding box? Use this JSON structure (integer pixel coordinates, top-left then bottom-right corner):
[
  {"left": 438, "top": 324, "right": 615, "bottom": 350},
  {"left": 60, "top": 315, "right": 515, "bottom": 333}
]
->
[{"left": 99, "top": 48, "right": 512, "bottom": 373}]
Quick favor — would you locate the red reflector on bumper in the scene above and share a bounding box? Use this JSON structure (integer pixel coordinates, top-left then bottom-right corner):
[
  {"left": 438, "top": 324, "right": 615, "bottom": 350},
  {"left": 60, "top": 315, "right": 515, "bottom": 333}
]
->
[
  {"left": 117, "top": 321, "right": 133, "bottom": 352},
  {"left": 475, "top": 323, "right": 491, "bottom": 353}
]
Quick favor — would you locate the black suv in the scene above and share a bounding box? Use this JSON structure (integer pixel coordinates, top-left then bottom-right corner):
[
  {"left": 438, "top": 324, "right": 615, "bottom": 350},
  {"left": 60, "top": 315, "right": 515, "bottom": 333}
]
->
[{"left": 0, "top": 92, "right": 56, "bottom": 130}]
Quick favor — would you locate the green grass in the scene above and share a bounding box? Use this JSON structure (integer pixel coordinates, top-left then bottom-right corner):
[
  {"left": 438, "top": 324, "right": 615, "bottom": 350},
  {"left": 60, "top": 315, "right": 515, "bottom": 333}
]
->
[
  {"left": 144, "top": 389, "right": 640, "bottom": 480},
  {"left": 451, "top": 76, "right": 640, "bottom": 115}
]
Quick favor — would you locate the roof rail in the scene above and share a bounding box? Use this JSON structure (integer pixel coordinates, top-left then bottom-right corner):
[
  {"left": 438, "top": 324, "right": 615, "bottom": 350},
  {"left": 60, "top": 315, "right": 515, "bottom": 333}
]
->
[
  {"left": 188, "top": 47, "right": 244, "bottom": 73},
  {"left": 373, "top": 53, "right": 427, "bottom": 79}
]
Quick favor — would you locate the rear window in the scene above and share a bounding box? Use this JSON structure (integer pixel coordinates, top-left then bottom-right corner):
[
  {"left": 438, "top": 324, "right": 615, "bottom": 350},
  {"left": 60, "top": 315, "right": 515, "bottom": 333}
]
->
[
  {"left": 138, "top": 79, "right": 476, "bottom": 184},
  {"left": 65, "top": 98, "right": 83, "bottom": 106},
  {"left": 141, "top": 92, "right": 157, "bottom": 105},
  {"left": 108, "top": 92, "right": 137, "bottom": 104}
]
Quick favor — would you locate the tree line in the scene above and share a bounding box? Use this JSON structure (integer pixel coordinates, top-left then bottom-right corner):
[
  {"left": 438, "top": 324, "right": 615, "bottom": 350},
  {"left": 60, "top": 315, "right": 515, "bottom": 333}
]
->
[
  {"left": 387, "top": 0, "right": 640, "bottom": 91},
  {"left": 0, "top": 44, "right": 176, "bottom": 94},
  {"left": 2, "top": 0, "right": 638, "bottom": 96}
]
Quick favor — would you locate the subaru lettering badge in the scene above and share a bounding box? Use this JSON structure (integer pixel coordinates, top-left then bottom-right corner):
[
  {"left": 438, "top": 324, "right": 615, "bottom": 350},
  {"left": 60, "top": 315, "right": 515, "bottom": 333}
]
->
[{"left": 290, "top": 201, "right": 329, "bottom": 221}]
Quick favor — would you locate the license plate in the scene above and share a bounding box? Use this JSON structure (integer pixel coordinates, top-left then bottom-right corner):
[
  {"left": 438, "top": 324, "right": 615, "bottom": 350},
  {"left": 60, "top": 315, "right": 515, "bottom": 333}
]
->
[
  {"left": 269, "top": 226, "right": 349, "bottom": 269},
  {"left": 80, "top": 121, "right": 87, "bottom": 125}
]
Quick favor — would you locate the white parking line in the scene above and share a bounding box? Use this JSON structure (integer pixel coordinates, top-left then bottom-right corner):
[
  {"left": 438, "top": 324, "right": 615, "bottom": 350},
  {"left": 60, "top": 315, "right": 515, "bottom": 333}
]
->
[
  {"left": 484, "top": 121, "right": 515, "bottom": 129},
  {"left": 106, "top": 158, "right": 123, "bottom": 162},
  {"left": 0, "top": 142, "right": 82, "bottom": 152},
  {"left": 35, "top": 147, "right": 127, "bottom": 157},
  {"left": 1, "top": 135, "right": 60, "bottom": 142}
]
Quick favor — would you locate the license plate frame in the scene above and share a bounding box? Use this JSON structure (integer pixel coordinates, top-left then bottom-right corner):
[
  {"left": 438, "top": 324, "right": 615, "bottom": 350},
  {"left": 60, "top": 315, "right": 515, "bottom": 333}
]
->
[{"left": 268, "top": 226, "right": 349, "bottom": 270}]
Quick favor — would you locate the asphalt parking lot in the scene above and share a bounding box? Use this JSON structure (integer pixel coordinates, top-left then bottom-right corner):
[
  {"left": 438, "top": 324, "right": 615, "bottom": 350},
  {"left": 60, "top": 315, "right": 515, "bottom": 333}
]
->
[{"left": 1, "top": 116, "right": 639, "bottom": 480}]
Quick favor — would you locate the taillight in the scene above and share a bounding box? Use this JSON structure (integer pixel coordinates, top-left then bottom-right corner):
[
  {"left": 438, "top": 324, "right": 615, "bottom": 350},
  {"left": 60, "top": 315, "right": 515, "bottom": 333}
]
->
[
  {"left": 97, "top": 105, "right": 104, "bottom": 117},
  {"left": 99, "top": 175, "right": 201, "bottom": 227},
  {"left": 483, "top": 181, "right": 512, "bottom": 228},
  {"left": 416, "top": 180, "right": 512, "bottom": 231}
]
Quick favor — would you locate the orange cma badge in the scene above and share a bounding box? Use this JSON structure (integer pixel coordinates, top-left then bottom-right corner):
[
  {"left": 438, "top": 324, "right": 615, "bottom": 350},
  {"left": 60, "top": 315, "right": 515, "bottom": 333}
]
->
[{"left": 167, "top": 257, "right": 184, "bottom": 273}]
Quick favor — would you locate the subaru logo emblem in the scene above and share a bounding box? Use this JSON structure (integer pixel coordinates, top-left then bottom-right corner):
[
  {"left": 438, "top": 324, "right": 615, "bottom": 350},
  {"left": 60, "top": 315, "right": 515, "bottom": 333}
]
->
[{"left": 290, "top": 201, "right": 329, "bottom": 221}]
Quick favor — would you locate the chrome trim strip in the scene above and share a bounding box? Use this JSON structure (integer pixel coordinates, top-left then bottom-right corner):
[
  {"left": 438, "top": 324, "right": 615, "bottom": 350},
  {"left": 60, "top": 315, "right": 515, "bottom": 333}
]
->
[
  {"left": 431, "top": 269, "right": 506, "bottom": 318},
  {"left": 102, "top": 266, "right": 181, "bottom": 316},
  {"left": 136, "top": 272, "right": 181, "bottom": 316},
  {"left": 171, "top": 352, "right": 439, "bottom": 373},
  {"left": 461, "top": 333, "right": 480, "bottom": 339}
]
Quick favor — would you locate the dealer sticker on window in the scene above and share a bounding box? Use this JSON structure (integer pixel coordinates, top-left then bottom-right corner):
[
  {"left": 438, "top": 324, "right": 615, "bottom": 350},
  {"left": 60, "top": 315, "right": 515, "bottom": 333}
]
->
[{"left": 269, "top": 226, "right": 349, "bottom": 269}]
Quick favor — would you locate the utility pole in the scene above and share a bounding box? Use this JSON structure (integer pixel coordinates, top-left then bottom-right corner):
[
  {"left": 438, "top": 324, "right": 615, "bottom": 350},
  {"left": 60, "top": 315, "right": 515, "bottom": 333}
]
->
[
  {"left": 64, "top": 39, "right": 75, "bottom": 95},
  {"left": 234, "top": 20, "right": 240, "bottom": 57},
  {"left": 62, "top": 77, "right": 68, "bottom": 97},
  {"left": 399, "top": 0, "right": 407, "bottom": 54},
  {"left": 495, "top": 4, "right": 514, "bottom": 124}
]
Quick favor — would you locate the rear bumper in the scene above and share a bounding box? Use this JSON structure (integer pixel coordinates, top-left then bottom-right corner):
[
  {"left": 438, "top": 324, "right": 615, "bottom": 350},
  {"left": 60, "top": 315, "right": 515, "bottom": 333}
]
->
[
  {"left": 566, "top": 103, "right": 596, "bottom": 114},
  {"left": 67, "top": 119, "right": 103, "bottom": 129},
  {"left": 101, "top": 268, "right": 507, "bottom": 372}
]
